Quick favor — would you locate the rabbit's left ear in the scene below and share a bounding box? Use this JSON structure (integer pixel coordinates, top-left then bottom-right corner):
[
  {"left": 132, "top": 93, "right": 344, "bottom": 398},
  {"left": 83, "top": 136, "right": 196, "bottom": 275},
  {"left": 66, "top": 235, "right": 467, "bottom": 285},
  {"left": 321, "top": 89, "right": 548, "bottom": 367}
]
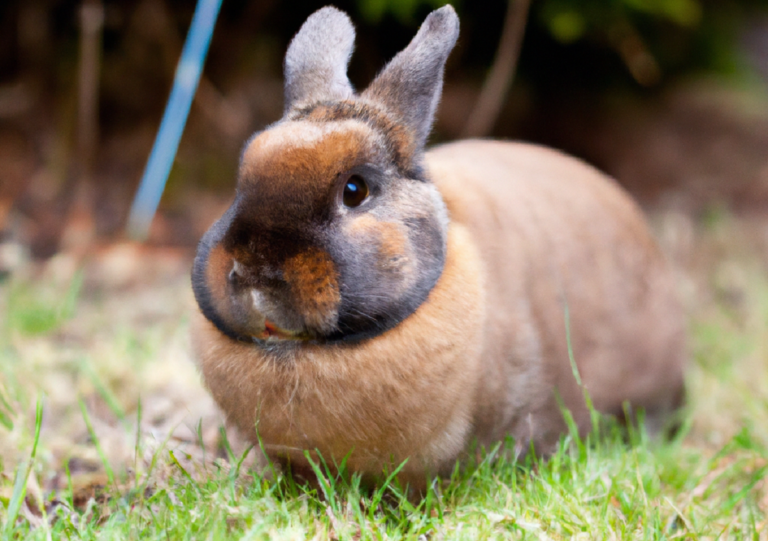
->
[
  {"left": 363, "top": 5, "right": 459, "bottom": 149},
  {"left": 284, "top": 7, "right": 356, "bottom": 112}
]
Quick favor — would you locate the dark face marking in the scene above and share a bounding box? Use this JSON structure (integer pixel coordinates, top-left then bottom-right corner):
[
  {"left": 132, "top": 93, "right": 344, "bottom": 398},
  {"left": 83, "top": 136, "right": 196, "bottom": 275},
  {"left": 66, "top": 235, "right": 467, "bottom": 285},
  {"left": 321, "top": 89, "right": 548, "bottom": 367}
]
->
[
  {"left": 328, "top": 203, "right": 446, "bottom": 342},
  {"left": 193, "top": 101, "right": 447, "bottom": 345}
]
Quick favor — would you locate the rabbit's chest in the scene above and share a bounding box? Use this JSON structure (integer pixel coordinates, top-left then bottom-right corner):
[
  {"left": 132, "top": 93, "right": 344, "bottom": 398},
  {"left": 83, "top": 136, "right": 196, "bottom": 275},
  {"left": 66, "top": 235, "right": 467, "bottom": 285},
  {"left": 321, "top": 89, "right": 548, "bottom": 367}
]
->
[{"left": 193, "top": 225, "right": 488, "bottom": 474}]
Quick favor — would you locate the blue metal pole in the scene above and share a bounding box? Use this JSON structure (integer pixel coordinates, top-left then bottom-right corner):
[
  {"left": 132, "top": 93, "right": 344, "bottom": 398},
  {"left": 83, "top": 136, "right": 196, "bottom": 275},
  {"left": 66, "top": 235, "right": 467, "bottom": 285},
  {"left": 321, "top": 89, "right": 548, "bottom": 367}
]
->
[{"left": 127, "top": 0, "right": 223, "bottom": 240}]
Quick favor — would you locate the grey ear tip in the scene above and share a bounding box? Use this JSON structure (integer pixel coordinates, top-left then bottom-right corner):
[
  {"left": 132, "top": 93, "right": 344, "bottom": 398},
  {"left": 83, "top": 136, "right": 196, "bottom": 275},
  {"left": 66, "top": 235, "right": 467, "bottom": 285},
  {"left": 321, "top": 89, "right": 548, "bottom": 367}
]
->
[
  {"left": 424, "top": 4, "right": 460, "bottom": 38},
  {"left": 286, "top": 5, "right": 356, "bottom": 62},
  {"left": 428, "top": 5, "right": 459, "bottom": 24},
  {"left": 433, "top": 4, "right": 458, "bottom": 18},
  {"left": 317, "top": 5, "right": 345, "bottom": 14},
  {"left": 308, "top": 5, "right": 354, "bottom": 29},
  {"left": 319, "top": 5, "right": 349, "bottom": 15},
  {"left": 284, "top": 5, "right": 356, "bottom": 110}
]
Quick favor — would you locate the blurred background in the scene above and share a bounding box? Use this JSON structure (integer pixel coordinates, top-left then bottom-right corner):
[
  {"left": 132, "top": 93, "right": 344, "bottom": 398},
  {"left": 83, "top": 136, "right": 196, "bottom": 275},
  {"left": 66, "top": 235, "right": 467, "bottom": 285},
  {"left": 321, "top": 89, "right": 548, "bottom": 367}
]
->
[
  {"left": 3, "top": 0, "right": 768, "bottom": 504},
  {"left": 1, "top": 0, "right": 768, "bottom": 262}
]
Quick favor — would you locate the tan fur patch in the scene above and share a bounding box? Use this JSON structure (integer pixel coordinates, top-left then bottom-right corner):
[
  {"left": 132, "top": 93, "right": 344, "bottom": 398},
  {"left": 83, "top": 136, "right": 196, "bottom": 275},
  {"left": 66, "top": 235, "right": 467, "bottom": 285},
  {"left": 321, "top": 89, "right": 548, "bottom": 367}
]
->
[
  {"left": 194, "top": 139, "right": 686, "bottom": 491},
  {"left": 240, "top": 121, "right": 375, "bottom": 190},
  {"left": 204, "top": 244, "right": 267, "bottom": 337},
  {"left": 288, "top": 100, "right": 418, "bottom": 175},
  {"left": 345, "top": 215, "right": 413, "bottom": 293},
  {"left": 344, "top": 214, "right": 378, "bottom": 236},
  {"left": 192, "top": 223, "right": 485, "bottom": 491},
  {"left": 376, "top": 223, "right": 409, "bottom": 270},
  {"left": 282, "top": 248, "right": 341, "bottom": 331},
  {"left": 205, "top": 244, "right": 232, "bottom": 316},
  {"left": 347, "top": 216, "right": 409, "bottom": 266}
]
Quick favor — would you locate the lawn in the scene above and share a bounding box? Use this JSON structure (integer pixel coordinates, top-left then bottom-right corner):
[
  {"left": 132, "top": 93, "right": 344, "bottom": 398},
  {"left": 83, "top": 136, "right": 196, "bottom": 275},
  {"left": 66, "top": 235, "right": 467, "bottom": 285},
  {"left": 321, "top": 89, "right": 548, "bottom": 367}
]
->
[{"left": 1, "top": 208, "right": 767, "bottom": 539}]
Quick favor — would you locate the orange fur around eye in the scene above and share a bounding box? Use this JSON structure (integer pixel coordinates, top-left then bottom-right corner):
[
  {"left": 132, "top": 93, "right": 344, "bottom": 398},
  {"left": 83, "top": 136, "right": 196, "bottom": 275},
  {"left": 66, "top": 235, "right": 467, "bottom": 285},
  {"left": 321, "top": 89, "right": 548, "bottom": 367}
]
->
[{"left": 240, "top": 122, "right": 374, "bottom": 191}]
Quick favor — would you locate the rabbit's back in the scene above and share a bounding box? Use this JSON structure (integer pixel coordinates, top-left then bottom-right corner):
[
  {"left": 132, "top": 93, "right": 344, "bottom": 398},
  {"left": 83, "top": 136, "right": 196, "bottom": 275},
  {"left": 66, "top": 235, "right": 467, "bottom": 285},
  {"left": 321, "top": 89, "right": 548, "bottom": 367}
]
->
[{"left": 427, "top": 140, "right": 686, "bottom": 451}]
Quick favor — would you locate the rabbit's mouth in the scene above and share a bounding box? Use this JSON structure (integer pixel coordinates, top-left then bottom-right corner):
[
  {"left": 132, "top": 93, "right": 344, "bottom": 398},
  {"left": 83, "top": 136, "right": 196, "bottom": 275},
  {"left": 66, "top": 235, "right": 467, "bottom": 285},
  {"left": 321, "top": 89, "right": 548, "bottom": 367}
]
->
[{"left": 252, "top": 319, "right": 313, "bottom": 342}]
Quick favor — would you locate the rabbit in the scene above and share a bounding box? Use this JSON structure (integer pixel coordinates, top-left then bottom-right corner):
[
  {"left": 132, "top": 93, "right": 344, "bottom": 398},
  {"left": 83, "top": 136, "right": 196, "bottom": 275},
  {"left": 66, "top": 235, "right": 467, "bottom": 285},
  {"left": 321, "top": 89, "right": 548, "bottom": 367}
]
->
[{"left": 191, "top": 5, "right": 686, "bottom": 489}]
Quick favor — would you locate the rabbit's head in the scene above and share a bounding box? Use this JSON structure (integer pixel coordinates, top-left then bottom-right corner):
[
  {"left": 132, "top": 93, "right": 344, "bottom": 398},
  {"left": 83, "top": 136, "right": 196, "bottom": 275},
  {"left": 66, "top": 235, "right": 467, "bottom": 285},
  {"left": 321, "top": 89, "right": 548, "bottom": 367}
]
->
[{"left": 193, "top": 6, "right": 459, "bottom": 343}]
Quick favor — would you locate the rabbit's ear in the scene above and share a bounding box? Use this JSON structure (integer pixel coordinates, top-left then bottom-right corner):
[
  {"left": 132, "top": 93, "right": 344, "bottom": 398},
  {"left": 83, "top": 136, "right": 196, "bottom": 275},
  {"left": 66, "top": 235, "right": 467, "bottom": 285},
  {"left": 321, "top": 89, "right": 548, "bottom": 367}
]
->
[
  {"left": 363, "top": 5, "right": 459, "bottom": 149},
  {"left": 284, "top": 7, "right": 356, "bottom": 112}
]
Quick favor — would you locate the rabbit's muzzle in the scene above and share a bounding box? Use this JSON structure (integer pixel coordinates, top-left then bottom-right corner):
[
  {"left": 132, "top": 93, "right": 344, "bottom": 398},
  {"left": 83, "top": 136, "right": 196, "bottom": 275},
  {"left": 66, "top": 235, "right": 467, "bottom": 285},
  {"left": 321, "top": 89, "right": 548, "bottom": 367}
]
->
[{"left": 226, "top": 247, "right": 341, "bottom": 340}]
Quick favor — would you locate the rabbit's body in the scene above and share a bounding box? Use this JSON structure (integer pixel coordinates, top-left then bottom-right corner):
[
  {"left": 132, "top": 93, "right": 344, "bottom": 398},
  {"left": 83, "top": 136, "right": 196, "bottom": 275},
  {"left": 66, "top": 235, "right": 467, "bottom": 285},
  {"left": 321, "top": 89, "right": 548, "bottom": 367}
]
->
[
  {"left": 192, "top": 6, "right": 685, "bottom": 489},
  {"left": 429, "top": 141, "right": 685, "bottom": 446}
]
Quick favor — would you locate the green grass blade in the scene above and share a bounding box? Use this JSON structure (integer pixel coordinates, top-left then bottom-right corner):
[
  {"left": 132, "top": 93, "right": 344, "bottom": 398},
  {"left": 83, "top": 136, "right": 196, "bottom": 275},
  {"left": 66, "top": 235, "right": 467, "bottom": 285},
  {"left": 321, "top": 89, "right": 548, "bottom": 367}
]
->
[
  {"left": 304, "top": 450, "right": 335, "bottom": 505},
  {"left": 80, "top": 359, "right": 127, "bottom": 424},
  {"left": 168, "top": 450, "right": 195, "bottom": 485},
  {"left": 79, "top": 398, "right": 116, "bottom": 489},
  {"left": 0, "top": 380, "right": 14, "bottom": 431},
  {"left": 134, "top": 396, "right": 142, "bottom": 486},
  {"left": 3, "top": 397, "right": 43, "bottom": 535}
]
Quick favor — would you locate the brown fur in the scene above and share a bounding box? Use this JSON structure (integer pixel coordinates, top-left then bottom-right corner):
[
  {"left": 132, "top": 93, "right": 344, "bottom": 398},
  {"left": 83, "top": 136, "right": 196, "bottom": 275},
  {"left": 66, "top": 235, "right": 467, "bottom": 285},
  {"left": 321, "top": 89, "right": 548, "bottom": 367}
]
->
[
  {"left": 345, "top": 216, "right": 414, "bottom": 290},
  {"left": 427, "top": 141, "right": 685, "bottom": 450},
  {"left": 282, "top": 248, "right": 341, "bottom": 331},
  {"left": 204, "top": 244, "right": 231, "bottom": 315},
  {"left": 203, "top": 244, "right": 266, "bottom": 338},
  {"left": 193, "top": 223, "right": 484, "bottom": 488},
  {"left": 240, "top": 121, "right": 376, "bottom": 193},
  {"left": 191, "top": 6, "right": 685, "bottom": 491},
  {"left": 288, "top": 101, "right": 418, "bottom": 175},
  {"left": 194, "top": 139, "right": 685, "bottom": 489}
]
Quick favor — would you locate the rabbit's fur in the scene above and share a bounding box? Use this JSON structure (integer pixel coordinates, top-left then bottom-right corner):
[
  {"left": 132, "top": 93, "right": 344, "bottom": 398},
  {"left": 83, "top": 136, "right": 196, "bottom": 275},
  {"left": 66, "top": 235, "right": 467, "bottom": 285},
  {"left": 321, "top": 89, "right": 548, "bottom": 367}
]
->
[{"left": 192, "top": 5, "right": 686, "bottom": 488}]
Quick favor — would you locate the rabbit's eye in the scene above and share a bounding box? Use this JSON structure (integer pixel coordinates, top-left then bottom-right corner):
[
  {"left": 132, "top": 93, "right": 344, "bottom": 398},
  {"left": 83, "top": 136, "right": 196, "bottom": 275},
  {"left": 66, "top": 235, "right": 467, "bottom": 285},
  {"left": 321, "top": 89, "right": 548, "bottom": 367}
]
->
[{"left": 343, "top": 175, "right": 369, "bottom": 207}]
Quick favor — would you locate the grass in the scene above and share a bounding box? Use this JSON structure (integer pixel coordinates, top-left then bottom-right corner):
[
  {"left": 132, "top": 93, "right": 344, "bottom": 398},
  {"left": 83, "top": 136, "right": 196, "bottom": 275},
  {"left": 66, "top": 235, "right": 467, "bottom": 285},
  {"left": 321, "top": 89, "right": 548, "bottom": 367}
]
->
[{"left": 1, "top": 210, "right": 768, "bottom": 539}]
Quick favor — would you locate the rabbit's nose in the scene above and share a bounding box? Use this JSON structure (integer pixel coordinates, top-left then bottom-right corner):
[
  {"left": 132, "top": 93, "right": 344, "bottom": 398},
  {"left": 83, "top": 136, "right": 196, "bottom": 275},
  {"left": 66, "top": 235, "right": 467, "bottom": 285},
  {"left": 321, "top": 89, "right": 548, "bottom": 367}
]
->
[{"left": 229, "top": 259, "right": 286, "bottom": 290}]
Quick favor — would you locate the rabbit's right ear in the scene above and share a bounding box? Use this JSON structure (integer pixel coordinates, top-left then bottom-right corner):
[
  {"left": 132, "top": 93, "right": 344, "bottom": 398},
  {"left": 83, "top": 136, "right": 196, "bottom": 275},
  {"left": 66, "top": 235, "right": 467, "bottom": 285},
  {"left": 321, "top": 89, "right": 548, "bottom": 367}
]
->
[
  {"left": 362, "top": 6, "right": 459, "bottom": 149},
  {"left": 283, "top": 7, "right": 356, "bottom": 112}
]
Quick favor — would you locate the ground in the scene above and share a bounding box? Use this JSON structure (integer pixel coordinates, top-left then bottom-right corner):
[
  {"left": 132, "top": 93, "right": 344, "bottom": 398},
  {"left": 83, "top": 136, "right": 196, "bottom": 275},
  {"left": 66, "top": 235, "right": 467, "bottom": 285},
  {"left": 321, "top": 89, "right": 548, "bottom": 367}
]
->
[{"left": 1, "top": 204, "right": 767, "bottom": 539}]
